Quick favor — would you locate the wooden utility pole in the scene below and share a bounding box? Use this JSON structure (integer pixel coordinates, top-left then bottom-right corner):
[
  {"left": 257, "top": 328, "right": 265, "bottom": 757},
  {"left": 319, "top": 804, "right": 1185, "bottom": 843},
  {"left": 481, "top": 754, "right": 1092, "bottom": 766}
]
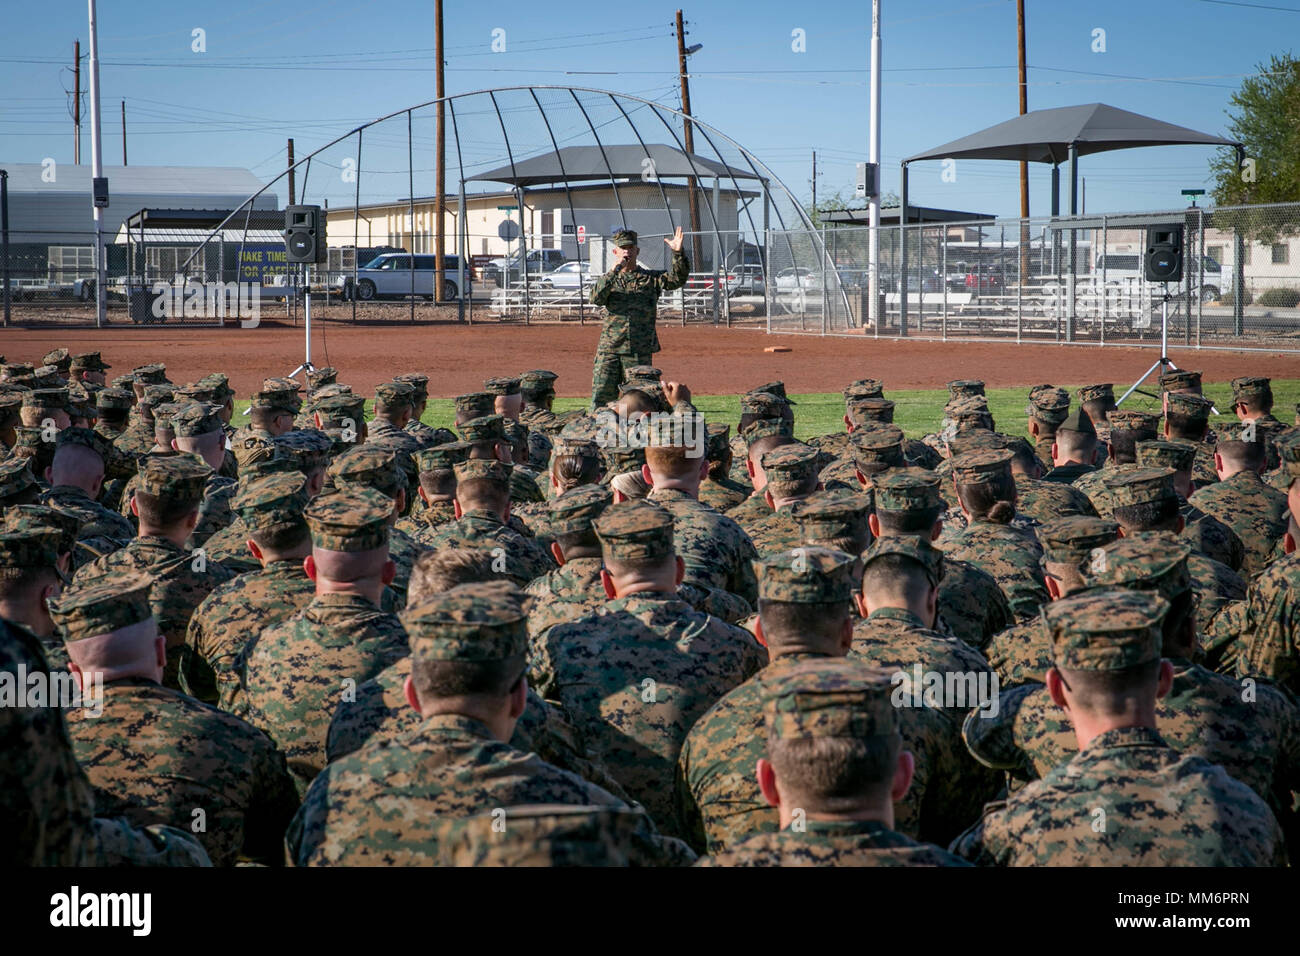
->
[
  {"left": 676, "top": 10, "right": 702, "bottom": 266},
  {"left": 73, "top": 41, "right": 81, "bottom": 164},
  {"left": 287, "top": 138, "right": 295, "bottom": 205},
  {"left": 811, "top": 150, "right": 817, "bottom": 215},
  {"left": 1017, "top": 0, "right": 1030, "bottom": 282},
  {"left": 121, "top": 100, "right": 127, "bottom": 165},
  {"left": 434, "top": 0, "right": 446, "bottom": 304}
]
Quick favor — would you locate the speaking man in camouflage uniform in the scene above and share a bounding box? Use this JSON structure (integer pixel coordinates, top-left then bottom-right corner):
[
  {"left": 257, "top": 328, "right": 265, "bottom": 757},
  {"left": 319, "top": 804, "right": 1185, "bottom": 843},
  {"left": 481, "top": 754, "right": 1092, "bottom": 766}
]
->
[
  {"left": 698, "top": 659, "right": 970, "bottom": 867},
  {"left": 676, "top": 547, "right": 858, "bottom": 854},
  {"left": 72, "top": 454, "right": 235, "bottom": 690},
  {"left": 1189, "top": 428, "right": 1288, "bottom": 576},
  {"left": 417, "top": 458, "right": 555, "bottom": 586},
  {"left": 588, "top": 227, "right": 690, "bottom": 407},
  {"left": 983, "top": 515, "right": 1119, "bottom": 687},
  {"left": 965, "top": 536, "right": 1300, "bottom": 844},
  {"left": 243, "top": 486, "right": 408, "bottom": 791},
  {"left": 39, "top": 427, "right": 135, "bottom": 550},
  {"left": 182, "top": 472, "right": 316, "bottom": 712},
  {"left": 56, "top": 574, "right": 300, "bottom": 867},
  {"left": 951, "top": 587, "right": 1286, "bottom": 866},
  {"left": 532, "top": 499, "right": 767, "bottom": 837},
  {"left": 1229, "top": 432, "right": 1300, "bottom": 694},
  {"left": 288, "top": 581, "right": 638, "bottom": 866}
]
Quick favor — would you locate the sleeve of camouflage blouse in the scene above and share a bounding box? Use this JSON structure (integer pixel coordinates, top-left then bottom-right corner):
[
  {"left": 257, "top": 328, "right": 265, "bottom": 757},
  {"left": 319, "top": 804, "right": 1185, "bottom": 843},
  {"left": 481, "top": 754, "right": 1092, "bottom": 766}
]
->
[
  {"left": 672, "top": 734, "right": 709, "bottom": 854},
  {"left": 590, "top": 268, "right": 618, "bottom": 306},
  {"left": 961, "top": 683, "right": 1036, "bottom": 775},
  {"left": 88, "top": 818, "right": 213, "bottom": 867},
  {"left": 655, "top": 250, "right": 690, "bottom": 292}
]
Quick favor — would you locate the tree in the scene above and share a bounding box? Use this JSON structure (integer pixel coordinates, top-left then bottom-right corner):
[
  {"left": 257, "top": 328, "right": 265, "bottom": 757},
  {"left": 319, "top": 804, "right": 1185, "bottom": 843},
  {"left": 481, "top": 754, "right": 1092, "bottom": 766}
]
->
[{"left": 1210, "top": 53, "right": 1300, "bottom": 208}]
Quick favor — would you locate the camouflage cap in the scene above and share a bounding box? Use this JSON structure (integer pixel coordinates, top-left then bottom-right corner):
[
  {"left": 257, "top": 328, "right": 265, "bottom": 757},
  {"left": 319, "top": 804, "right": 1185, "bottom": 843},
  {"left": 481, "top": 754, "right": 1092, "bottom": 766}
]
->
[
  {"left": 874, "top": 470, "right": 944, "bottom": 513},
  {"left": 0, "top": 390, "right": 24, "bottom": 415},
  {"left": 551, "top": 436, "right": 601, "bottom": 461},
  {"left": 1057, "top": 407, "right": 1096, "bottom": 437},
  {"left": 1274, "top": 430, "right": 1300, "bottom": 482},
  {"left": 329, "top": 446, "right": 406, "bottom": 498},
  {"left": 739, "top": 392, "right": 792, "bottom": 417},
  {"left": 755, "top": 546, "right": 857, "bottom": 604},
  {"left": 1045, "top": 588, "right": 1168, "bottom": 671},
  {"left": 414, "top": 442, "right": 471, "bottom": 473},
  {"left": 5, "top": 504, "right": 80, "bottom": 556},
  {"left": 1078, "top": 383, "right": 1114, "bottom": 404},
  {"left": 843, "top": 378, "right": 885, "bottom": 400},
  {"left": 1107, "top": 408, "right": 1160, "bottom": 432},
  {"left": 611, "top": 228, "right": 638, "bottom": 248},
  {"left": 403, "top": 581, "right": 529, "bottom": 663},
  {"left": 311, "top": 383, "right": 352, "bottom": 402},
  {"left": 42, "top": 348, "right": 71, "bottom": 371},
  {"left": 454, "top": 392, "right": 496, "bottom": 419},
  {"left": 860, "top": 535, "right": 944, "bottom": 585},
  {"left": 150, "top": 403, "right": 182, "bottom": 431},
  {"left": 1159, "top": 369, "right": 1202, "bottom": 392},
  {"left": 70, "top": 351, "right": 110, "bottom": 372},
  {"left": 947, "top": 380, "right": 985, "bottom": 397},
  {"left": 1164, "top": 392, "right": 1212, "bottom": 422},
  {"left": 240, "top": 455, "right": 299, "bottom": 482},
  {"left": 1230, "top": 376, "right": 1270, "bottom": 403},
  {"left": 501, "top": 419, "right": 529, "bottom": 448},
  {"left": 170, "top": 402, "right": 224, "bottom": 439},
  {"left": 946, "top": 429, "right": 1005, "bottom": 457},
  {"left": 138, "top": 454, "right": 211, "bottom": 501},
  {"left": 131, "top": 363, "right": 169, "bottom": 385},
  {"left": 704, "top": 422, "right": 730, "bottom": 460},
  {"left": 273, "top": 429, "right": 334, "bottom": 471},
  {"left": 313, "top": 393, "right": 366, "bottom": 427},
  {"left": 483, "top": 376, "right": 521, "bottom": 397},
  {"left": 54, "top": 426, "right": 111, "bottom": 462},
  {"left": 1135, "top": 439, "right": 1196, "bottom": 472},
  {"left": 0, "top": 455, "right": 36, "bottom": 502},
  {"left": 600, "top": 444, "right": 646, "bottom": 480},
  {"left": 248, "top": 390, "right": 301, "bottom": 416},
  {"left": 1085, "top": 536, "right": 1193, "bottom": 601},
  {"left": 458, "top": 414, "right": 506, "bottom": 444},
  {"left": 1104, "top": 466, "right": 1177, "bottom": 508},
  {"left": 233, "top": 472, "right": 310, "bottom": 534},
  {"left": 174, "top": 382, "right": 218, "bottom": 405},
  {"left": 33, "top": 365, "right": 65, "bottom": 387},
  {"left": 453, "top": 457, "right": 511, "bottom": 487},
  {"left": 139, "top": 384, "right": 176, "bottom": 409},
  {"left": 849, "top": 423, "right": 905, "bottom": 465},
  {"left": 0, "top": 525, "right": 64, "bottom": 577},
  {"left": 109, "top": 372, "right": 136, "bottom": 389},
  {"left": 393, "top": 373, "right": 429, "bottom": 400},
  {"left": 759, "top": 443, "right": 820, "bottom": 482},
  {"left": 847, "top": 397, "right": 895, "bottom": 425},
  {"left": 520, "top": 369, "right": 559, "bottom": 390},
  {"left": 304, "top": 486, "right": 393, "bottom": 551},
  {"left": 751, "top": 381, "right": 794, "bottom": 403},
  {"left": 197, "top": 373, "right": 234, "bottom": 402},
  {"left": 306, "top": 366, "right": 338, "bottom": 389},
  {"left": 374, "top": 381, "right": 415, "bottom": 409},
  {"left": 950, "top": 448, "right": 1013, "bottom": 485},
  {"left": 623, "top": 365, "right": 661, "bottom": 384},
  {"left": 593, "top": 499, "right": 674, "bottom": 562},
  {"left": 51, "top": 573, "right": 155, "bottom": 643},
  {"left": 764, "top": 657, "right": 899, "bottom": 741},
  {"left": 548, "top": 484, "right": 613, "bottom": 536},
  {"left": 792, "top": 488, "right": 873, "bottom": 540},
  {"left": 1037, "top": 515, "right": 1120, "bottom": 565},
  {"left": 741, "top": 418, "right": 795, "bottom": 446},
  {"left": 23, "top": 387, "right": 70, "bottom": 411},
  {"left": 1027, "top": 387, "right": 1071, "bottom": 425}
]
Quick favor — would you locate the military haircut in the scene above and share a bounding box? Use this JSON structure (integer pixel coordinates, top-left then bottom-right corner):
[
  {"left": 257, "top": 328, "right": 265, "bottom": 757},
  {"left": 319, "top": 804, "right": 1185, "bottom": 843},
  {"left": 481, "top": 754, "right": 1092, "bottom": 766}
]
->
[
  {"left": 861, "top": 552, "right": 934, "bottom": 603},
  {"left": 619, "top": 388, "right": 659, "bottom": 415},
  {"left": 0, "top": 563, "right": 57, "bottom": 598},
  {"left": 874, "top": 504, "right": 943, "bottom": 535},
  {"left": 802, "top": 528, "right": 871, "bottom": 557},
  {"left": 418, "top": 467, "right": 457, "bottom": 499},
  {"left": 644, "top": 443, "right": 701, "bottom": 479},
  {"left": 133, "top": 488, "right": 200, "bottom": 527},
  {"left": 1216, "top": 438, "right": 1266, "bottom": 470},
  {"left": 456, "top": 475, "right": 509, "bottom": 513},
  {"left": 767, "top": 732, "right": 899, "bottom": 809},
  {"left": 747, "top": 432, "right": 797, "bottom": 466},
  {"left": 408, "top": 548, "right": 503, "bottom": 604},
  {"left": 1004, "top": 439, "right": 1039, "bottom": 473},
  {"left": 1054, "top": 426, "right": 1098, "bottom": 459},
  {"left": 1112, "top": 496, "right": 1181, "bottom": 531},
  {"left": 250, "top": 405, "right": 292, "bottom": 430},
  {"left": 249, "top": 519, "right": 310, "bottom": 554},
  {"left": 1080, "top": 396, "right": 1117, "bottom": 423},
  {"left": 1056, "top": 658, "right": 1162, "bottom": 717},
  {"left": 1109, "top": 425, "right": 1158, "bottom": 464},
  {"left": 756, "top": 598, "right": 853, "bottom": 648},
  {"left": 410, "top": 653, "right": 527, "bottom": 702},
  {"left": 1165, "top": 409, "right": 1208, "bottom": 441},
  {"left": 553, "top": 525, "right": 601, "bottom": 555},
  {"left": 766, "top": 472, "right": 820, "bottom": 501}
]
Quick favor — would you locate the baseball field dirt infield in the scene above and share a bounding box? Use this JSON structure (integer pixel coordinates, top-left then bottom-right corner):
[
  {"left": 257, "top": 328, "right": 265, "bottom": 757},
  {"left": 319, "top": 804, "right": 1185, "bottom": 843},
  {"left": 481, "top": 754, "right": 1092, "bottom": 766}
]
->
[{"left": 4, "top": 320, "right": 1297, "bottom": 398}]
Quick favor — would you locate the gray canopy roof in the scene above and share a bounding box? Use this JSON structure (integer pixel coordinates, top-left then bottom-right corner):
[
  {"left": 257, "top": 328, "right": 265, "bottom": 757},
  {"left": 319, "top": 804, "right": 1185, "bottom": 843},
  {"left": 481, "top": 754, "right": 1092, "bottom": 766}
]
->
[
  {"left": 466, "top": 144, "right": 760, "bottom": 186},
  {"left": 904, "top": 103, "right": 1237, "bottom": 166}
]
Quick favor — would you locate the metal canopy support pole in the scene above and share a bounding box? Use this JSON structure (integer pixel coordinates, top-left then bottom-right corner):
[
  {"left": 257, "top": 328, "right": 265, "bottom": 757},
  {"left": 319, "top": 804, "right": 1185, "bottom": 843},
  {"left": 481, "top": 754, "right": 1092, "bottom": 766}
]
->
[
  {"left": 1067, "top": 143, "right": 1078, "bottom": 342},
  {"left": 88, "top": 0, "right": 106, "bottom": 327},
  {"left": 408, "top": 110, "right": 416, "bottom": 324},
  {"left": 899, "top": 162, "right": 908, "bottom": 335},
  {"left": 1100, "top": 215, "right": 1108, "bottom": 345},
  {"left": 352, "top": 133, "right": 362, "bottom": 324},
  {"left": 868, "top": 0, "right": 882, "bottom": 329},
  {"left": 711, "top": 177, "right": 721, "bottom": 323},
  {"left": 1233, "top": 146, "right": 1245, "bottom": 336},
  {"left": 447, "top": 97, "right": 469, "bottom": 324},
  {"left": 763, "top": 191, "right": 771, "bottom": 332},
  {"left": 1, "top": 169, "right": 9, "bottom": 328}
]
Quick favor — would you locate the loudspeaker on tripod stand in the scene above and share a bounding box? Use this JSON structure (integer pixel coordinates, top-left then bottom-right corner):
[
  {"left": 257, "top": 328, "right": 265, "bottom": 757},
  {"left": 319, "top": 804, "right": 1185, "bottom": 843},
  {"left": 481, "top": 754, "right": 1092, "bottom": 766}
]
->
[{"left": 1144, "top": 224, "right": 1183, "bottom": 283}]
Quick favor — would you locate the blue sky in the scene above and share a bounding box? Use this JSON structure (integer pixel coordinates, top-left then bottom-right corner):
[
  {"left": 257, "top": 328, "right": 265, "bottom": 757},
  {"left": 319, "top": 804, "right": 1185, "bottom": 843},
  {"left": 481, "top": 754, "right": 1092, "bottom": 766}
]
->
[{"left": 1, "top": 0, "right": 1293, "bottom": 218}]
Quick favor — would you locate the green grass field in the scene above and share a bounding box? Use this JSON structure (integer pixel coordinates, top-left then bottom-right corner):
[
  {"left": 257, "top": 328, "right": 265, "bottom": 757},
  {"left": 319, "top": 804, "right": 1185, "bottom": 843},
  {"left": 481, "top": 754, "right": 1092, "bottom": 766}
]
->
[{"left": 235, "top": 379, "right": 1300, "bottom": 443}]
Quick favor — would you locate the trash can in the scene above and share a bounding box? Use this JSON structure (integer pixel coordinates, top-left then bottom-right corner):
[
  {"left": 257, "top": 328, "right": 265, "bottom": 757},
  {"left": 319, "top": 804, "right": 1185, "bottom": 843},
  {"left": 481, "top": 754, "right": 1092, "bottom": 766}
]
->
[{"left": 129, "top": 288, "right": 167, "bottom": 324}]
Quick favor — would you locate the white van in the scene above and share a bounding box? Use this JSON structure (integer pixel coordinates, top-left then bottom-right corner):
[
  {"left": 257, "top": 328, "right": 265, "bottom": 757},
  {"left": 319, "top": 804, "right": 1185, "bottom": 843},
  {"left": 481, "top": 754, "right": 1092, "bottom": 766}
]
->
[
  {"left": 343, "top": 253, "right": 472, "bottom": 301},
  {"left": 1094, "top": 252, "right": 1232, "bottom": 303}
]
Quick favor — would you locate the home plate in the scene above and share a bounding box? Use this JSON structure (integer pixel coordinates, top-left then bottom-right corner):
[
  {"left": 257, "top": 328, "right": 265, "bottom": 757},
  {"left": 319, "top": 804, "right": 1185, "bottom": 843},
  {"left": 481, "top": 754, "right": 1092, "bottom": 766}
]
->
[{"left": 764, "top": 346, "right": 792, "bottom": 353}]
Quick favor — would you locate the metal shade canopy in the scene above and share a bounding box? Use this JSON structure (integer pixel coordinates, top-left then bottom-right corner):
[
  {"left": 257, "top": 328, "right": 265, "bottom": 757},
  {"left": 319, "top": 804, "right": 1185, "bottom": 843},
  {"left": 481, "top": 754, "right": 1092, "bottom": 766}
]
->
[{"left": 466, "top": 143, "right": 760, "bottom": 187}]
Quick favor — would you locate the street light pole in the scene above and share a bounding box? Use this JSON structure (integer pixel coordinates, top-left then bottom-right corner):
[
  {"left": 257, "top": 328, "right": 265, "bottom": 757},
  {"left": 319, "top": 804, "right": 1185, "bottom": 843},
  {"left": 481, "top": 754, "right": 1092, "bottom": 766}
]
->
[
  {"left": 868, "top": 0, "right": 882, "bottom": 328},
  {"left": 676, "top": 10, "right": 702, "bottom": 268},
  {"left": 87, "top": 0, "right": 106, "bottom": 328}
]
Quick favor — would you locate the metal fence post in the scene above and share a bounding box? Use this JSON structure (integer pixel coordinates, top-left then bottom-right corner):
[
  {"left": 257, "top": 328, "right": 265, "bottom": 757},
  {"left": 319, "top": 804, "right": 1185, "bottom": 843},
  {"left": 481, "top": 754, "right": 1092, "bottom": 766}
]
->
[
  {"left": 764, "top": 227, "right": 772, "bottom": 334},
  {"left": 1196, "top": 207, "right": 1204, "bottom": 349},
  {"left": 1016, "top": 223, "right": 1023, "bottom": 344},
  {"left": 820, "top": 223, "right": 828, "bottom": 336},
  {"left": 1099, "top": 215, "right": 1107, "bottom": 346},
  {"left": 941, "top": 229, "right": 947, "bottom": 341}
]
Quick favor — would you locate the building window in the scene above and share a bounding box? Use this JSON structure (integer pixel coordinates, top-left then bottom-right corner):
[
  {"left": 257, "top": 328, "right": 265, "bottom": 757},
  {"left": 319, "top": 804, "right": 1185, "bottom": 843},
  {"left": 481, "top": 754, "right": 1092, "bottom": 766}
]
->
[
  {"left": 1241, "top": 244, "right": 1252, "bottom": 265},
  {"left": 1206, "top": 244, "right": 1224, "bottom": 264},
  {"left": 1272, "top": 244, "right": 1289, "bottom": 265},
  {"left": 541, "top": 211, "right": 554, "bottom": 247}
]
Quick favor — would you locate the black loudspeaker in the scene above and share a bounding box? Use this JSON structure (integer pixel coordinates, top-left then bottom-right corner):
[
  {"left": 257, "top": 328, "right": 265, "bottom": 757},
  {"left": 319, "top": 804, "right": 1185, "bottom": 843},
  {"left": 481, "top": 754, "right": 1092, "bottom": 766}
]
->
[
  {"left": 1144, "top": 224, "right": 1183, "bottom": 283},
  {"left": 284, "top": 205, "right": 326, "bottom": 264}
]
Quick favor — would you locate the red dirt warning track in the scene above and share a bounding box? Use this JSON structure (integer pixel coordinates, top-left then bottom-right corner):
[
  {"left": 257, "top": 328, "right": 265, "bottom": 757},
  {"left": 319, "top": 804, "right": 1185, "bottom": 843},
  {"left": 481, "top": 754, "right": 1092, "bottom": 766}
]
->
[{"left": 4, "top": 322, "right": 1297, "bottom": 397}]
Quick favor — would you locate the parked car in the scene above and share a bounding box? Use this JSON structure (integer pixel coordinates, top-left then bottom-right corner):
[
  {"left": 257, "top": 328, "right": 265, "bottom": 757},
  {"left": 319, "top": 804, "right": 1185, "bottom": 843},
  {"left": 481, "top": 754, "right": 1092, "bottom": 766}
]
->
[
  {"left": 732, "top": 264, "right": 765, "bottom": 295},
  {"left": 539, "top": 261, "right": 593, "bottom": 290},
  {"left": 774, "top": 268, "right": 822, "bottom": 292},
  {"left": 338, "top": 253, "right": 471, "bottom": 301},
  {"left": 485, "top": 248, "right": 569, "bottom": 284},
  {"left": 965, "top": 264, "right": 1004, "bottom": 295},
  {"left": 1094, "top": 252, "right": 1230, "bottom": 303}
]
